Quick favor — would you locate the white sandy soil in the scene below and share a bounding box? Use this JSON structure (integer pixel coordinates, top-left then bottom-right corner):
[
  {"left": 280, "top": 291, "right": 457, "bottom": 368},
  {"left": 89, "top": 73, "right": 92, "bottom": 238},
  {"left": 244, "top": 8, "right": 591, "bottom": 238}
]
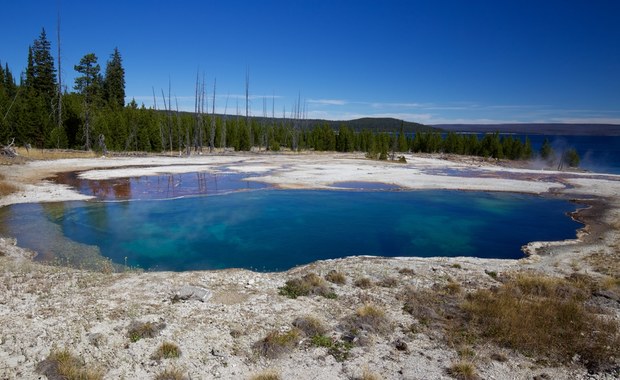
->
[{"left": 0, "top": 152, "right": 619, "bottom": 380}]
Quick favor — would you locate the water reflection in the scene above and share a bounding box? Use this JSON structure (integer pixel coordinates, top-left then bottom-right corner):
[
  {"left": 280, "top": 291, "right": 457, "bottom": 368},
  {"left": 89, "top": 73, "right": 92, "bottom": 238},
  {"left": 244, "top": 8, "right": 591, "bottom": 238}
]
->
[{"left": 54, "top": 171, "right": 269, "bottom": 200}]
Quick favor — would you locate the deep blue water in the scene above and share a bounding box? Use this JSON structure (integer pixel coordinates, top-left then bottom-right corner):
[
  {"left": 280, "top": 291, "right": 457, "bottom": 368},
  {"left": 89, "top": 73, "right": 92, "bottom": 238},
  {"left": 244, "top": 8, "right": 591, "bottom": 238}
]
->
[
  {"left": 525, "top": 135, "right": 620, "bottom": 174},
  {"left": 0, "top": 190, "right": 581, "bottom": 271}
]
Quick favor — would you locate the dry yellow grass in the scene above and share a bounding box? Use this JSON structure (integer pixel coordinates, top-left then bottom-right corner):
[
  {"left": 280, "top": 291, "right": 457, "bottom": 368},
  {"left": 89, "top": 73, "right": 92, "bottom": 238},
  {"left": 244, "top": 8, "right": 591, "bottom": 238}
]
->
[
  {"left": 0, "top": 179, "right": 18, "bottom": 196},
  {"left": 446, "top": 360, "right": 478, "bottom": 380},
  {"left": 253, "top": 329, "right": 302, "bottom": 359},
  {"left": 464, "top": 273, "right": 620, "bottom": 371},
  {"left": 249, "top": 369, "right": 281, "bottom": 380},
  {"left": 342, "top": 303, "right": 391, "bottom": 335},
  {"left": 154, "top": 367, "right": 187, "bottom": 380},
  {"left": 15, "top": 147, "right": 98, "bottom": 159},
  {"left": 36, "top": 348, "right": 104, "bottom": 380},
  {"left": 152, "top": 342, "right": 181, "bottom": 360}
]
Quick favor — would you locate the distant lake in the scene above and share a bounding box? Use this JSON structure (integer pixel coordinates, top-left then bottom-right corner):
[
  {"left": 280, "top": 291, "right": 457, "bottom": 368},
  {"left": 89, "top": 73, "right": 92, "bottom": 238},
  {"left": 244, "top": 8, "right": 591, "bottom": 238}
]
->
[
  {"left": 524, "top": 135, "right": 620, "bottom": 174},
  {"left": 0, "top": 189, "right": 581, "bottom": 272}
]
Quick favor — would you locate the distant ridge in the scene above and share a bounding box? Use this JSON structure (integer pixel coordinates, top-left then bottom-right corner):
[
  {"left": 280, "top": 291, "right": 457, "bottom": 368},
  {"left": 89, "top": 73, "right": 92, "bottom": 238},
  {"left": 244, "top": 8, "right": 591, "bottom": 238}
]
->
[
  {"left": 435, "top": 123, "right": 620, "bottom": 136},
  {"left": 307, "top": 117, "right": 436, "bottom": 133},
  {"left": 174, "top": 112, "right": 437, "bottom": 133}
]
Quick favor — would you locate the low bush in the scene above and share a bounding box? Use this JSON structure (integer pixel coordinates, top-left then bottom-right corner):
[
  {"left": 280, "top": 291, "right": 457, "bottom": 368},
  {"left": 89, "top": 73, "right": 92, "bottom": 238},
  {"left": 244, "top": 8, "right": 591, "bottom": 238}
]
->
[{"left": 279, "top": 273, "right": 336, "bottom": 299}]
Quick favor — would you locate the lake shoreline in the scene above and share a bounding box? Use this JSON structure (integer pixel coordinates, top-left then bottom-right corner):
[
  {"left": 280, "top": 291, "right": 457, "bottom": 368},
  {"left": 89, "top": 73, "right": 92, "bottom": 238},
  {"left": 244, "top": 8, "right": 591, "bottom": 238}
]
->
[{"left": 1, "top": 151, "right": 618, "bottom": 379}]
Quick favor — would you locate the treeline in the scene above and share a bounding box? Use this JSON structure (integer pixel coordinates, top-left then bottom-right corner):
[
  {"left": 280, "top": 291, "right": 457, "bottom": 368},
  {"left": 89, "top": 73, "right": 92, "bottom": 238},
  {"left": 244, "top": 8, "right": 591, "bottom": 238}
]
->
[
  {"left": 0, "top": 28, "right": 125, "bottom": 150},
  {"left": 1, "top": 29, "right": 571, "bottom": 166}
]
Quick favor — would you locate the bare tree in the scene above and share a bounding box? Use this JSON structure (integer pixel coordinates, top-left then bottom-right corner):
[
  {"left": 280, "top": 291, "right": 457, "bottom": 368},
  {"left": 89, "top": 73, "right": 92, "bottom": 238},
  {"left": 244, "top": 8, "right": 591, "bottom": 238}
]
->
[
  {"left": 193, "top": 70, "right": 203, "bottom": 153},
  {"left": 245, "top": 68, "right": 252, "bottom": 149},
  {"left": 56, "top": 9, "right": 63, "bottom": 147},
  {"left": 1, "top": 138, "right": 17, "bottom": 157},
  {"left": 160, "top": 80, "right": 173, "bottom": 154},
  {"left": 210, "top": 78, "right": 216, "bottom": 153},
  {"left": 221, "top": 93, "right": 229, "bottom": 150},
  {"left": 153, "top": 87, "right": 165, "bottom": 151}
]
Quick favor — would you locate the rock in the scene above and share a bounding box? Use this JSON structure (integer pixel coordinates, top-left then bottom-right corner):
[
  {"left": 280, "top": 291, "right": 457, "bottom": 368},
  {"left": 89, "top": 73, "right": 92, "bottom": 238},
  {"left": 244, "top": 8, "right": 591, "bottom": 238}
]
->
[
  {"left": 394, "top": 339, "right": 408, "bottom": 352},
  {"left": 211, "top": 348, "right": 227, "bottom": 358},
  {"left": 173, "top": 285, "right": 212, "bottom": 302}
]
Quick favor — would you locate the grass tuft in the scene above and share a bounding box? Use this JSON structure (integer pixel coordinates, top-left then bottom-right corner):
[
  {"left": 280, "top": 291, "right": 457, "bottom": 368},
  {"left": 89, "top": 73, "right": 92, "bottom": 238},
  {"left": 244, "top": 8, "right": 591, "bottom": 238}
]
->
[
  {"left": 292, "top": 315, "right": 327, "bottom": 337},
  {"left": 279, "top": 273, "right": 336, "bottom": 299},
  {"left": 154, "top": 367, "right": 187, "bottom": 380},
  {"left": 447, "top": 360, "right": 478, "bottom": 380},
  {"left": 354, "top": 277, "right": 373, "bottom": 289},
  {"left": 253, "top": 329, "right": 302, "bottom": 359},
  {"left": 398, "top": 268, "right": 415, "bottom": 276},
  {"left": 152, "top": 342, "right": 182, "bottom": 360},
  {"left": 377, "top": 276, "right": 398, "bottom": 288},
  {"left": 325, "top": 270, "right": 347, "bottom": 285},
  {"left": 36, "top": 348, "right": 104, "bottom": 380},
  {"left": 249, "top": 369, "right": 282, "bottom": 380},
  {"left": 357, "top": 367, "right": 382, "bottom": 380},
  {"left": 127, "top": 320, "right": 166, "bottom": 342},
  {"left": 342, "top": 303, "right": 391, "bottom": 336}
]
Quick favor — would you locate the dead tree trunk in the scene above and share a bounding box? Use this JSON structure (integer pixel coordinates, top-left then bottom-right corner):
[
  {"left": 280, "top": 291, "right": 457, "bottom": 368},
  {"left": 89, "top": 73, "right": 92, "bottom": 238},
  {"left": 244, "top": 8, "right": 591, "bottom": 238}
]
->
[
  {"left": 209, "top": 78, "right": 216, "bottom": 153},
  {"left": 56, "top": 10, "right": 63, "bottom": 147},
  {"left": 1, "top": 138, "right": 17, "bottom": 157}
]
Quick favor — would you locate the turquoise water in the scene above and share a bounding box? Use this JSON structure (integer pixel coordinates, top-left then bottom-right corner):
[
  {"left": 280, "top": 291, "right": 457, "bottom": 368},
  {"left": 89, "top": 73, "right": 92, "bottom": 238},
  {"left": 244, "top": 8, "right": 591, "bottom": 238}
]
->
[{"left": 0, "top": 189, "right": 581, "bottom": 271}]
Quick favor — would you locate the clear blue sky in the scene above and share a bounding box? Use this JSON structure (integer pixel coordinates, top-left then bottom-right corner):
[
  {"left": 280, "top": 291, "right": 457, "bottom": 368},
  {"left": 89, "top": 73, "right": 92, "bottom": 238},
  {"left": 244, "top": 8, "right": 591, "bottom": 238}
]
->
[{"left": 2, "top": 0, "right": 619, "bottom": 124}]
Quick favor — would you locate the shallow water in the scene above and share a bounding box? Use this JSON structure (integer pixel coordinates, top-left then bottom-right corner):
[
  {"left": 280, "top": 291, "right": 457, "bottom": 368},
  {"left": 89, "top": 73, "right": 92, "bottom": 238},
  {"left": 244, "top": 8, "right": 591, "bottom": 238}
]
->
[{"left": 0, "top": 188, "right": 581, "bottom": 272}]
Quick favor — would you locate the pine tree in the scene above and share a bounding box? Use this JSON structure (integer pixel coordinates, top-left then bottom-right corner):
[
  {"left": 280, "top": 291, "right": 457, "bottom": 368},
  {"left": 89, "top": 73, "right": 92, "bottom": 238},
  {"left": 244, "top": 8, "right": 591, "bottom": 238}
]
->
[
  {"left": 24, "top": 47, "right": 35, "bottom": 88},
  {"left": 103, "top": 47, "right": 125, "bottom": 108},
  {"left": 74, "top": 53, "right": 101, "bottom": 101},
  {"left": 31, "top": 28, "right": 57, "bottom": 102},
  {"left": 74, "top": 53, "right": 101, "bottom": 150},
  {"left": 540, "top": 138, "right": 554, "bottom": 161}
]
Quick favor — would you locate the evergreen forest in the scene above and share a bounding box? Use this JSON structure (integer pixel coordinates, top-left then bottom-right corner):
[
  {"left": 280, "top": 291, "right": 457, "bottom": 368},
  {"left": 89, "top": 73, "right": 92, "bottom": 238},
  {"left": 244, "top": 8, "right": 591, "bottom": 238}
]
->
[{"left": 0, "top": 29, "right": 563, "bottom": 164}]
